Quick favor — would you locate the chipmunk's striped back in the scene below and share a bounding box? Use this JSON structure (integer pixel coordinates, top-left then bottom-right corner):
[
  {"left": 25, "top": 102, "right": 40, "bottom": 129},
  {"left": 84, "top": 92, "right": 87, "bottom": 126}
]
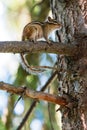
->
[{"left": 20, "top": 16, "right": 62, "bottom": 74}]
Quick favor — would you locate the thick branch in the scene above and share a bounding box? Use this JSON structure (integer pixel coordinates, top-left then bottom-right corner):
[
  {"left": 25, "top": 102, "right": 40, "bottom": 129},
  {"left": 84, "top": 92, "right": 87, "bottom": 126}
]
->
[
  {"left": 0, "top": 81, "right": 67, "bottom": 106},
  {"left": 0, "top": 41, "right": 77, "bottom": 56}
]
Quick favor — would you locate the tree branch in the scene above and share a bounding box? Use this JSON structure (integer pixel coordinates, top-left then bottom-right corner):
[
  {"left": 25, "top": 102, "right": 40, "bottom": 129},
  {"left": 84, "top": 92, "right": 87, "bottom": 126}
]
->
[
  {"left": 0, "top": 41, "right": 77, "bottom": 56},
  {"left": 0, "top": 81, "right": 67, "bottom": 106},
  {"left": 17, "top": 71, "right": 57, "bottom": 130}
]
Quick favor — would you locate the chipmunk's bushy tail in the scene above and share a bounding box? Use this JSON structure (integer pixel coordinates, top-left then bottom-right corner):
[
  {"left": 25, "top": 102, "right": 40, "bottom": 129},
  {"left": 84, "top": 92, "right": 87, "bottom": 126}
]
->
[{"left": 20, "top": 53, "right": 45, "bottom": 74}]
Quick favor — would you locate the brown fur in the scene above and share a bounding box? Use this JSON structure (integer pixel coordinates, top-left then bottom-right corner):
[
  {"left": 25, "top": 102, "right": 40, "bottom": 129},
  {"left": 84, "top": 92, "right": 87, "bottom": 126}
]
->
[
  {"left": 22, "top": 17, "right": 62, "bottom": 43},
  {"left": 21, "top": 17, "right": 62, "bottom": 74}
]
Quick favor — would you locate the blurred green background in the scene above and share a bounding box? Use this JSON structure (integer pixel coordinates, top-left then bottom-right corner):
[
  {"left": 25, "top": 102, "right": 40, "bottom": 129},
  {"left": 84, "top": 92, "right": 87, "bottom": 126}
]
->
[{"left": 0, "top": 0, "right": 61, "bottom": 130}]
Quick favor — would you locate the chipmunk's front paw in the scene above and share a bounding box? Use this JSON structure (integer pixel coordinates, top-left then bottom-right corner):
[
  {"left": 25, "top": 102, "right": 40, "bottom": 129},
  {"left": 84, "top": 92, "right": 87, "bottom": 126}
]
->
[{"left": 47, "top": 40, "right": 53, "bottom": 46}]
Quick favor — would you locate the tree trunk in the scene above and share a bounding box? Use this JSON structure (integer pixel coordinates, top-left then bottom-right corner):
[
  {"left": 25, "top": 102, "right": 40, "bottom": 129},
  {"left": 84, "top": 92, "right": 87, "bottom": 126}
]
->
[{"left": 50, "top": 0, "right": 87, "bottom": 129}]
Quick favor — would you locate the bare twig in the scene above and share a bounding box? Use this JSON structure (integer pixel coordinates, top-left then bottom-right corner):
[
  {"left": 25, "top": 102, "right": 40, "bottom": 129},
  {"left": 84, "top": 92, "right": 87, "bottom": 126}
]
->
[
  {"left": 0, "top": 81, "right": 67, "bottom": 105},
  {"left": 27, "top": 90, "right": 67, "bottom": 105},
  {"left": 0, "top": 72, "right": 67, "bottom": 130},
  {"left": 48, "top": 103, "right": 54, "bottom": 130},
  {"left": 16, "top": 71, "right": 59, "bottom": 130},
  {"left": 17, "top": 101, "right": 37, "bottom": 130},
  {"left": 48, "top": 84, "right": 54, "bottom": 130}
]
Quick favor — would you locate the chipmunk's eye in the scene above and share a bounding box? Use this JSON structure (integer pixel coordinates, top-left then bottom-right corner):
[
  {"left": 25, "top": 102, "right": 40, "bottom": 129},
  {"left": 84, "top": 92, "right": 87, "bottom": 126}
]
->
[
  {"left": 53, "top": 21, "right": 58, "bottom": 24},
  {"left": 53, "top": 20, "right": 58, "bottom": 24}
]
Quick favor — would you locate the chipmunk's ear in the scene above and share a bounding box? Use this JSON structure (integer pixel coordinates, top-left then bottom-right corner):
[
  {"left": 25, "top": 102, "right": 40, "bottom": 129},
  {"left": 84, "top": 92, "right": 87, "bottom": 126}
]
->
[{"left": 48, "top": 16, "right": 52, "bottom": 21}]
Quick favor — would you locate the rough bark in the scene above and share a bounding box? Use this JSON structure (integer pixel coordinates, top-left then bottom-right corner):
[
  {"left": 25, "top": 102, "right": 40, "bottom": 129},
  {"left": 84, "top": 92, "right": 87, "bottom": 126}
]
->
[
  {"left": 0, "top": 81, "right": 67, "bottom": 106},
  {"left": 50, "top": 0, "right": 87, "bottom": 130},
  {"left": 0, "top": 41, "right": 77, "bottom": 55}
]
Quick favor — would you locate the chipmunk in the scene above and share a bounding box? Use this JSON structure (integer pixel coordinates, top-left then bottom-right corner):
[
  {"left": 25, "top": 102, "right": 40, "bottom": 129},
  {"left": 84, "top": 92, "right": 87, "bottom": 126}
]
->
[{"left": 20, "top": 16, "right": 62, "bottom": 74}]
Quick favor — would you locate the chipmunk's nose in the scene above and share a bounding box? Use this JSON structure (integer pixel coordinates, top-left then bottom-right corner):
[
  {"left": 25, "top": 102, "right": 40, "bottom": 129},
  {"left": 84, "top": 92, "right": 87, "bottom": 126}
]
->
[
  {"left": 58, "top": 23, "right": 62, "bottom": 29},
  {"left": 60, "top": 23, "right": 62, "bottom": 27}
]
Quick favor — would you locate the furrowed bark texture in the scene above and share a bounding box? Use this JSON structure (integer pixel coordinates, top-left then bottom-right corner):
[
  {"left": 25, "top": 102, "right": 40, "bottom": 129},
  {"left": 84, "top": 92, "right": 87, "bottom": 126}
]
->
[
  {"left": 50, "top": 0, "right": 87, "bottom": 130},
  {"left": 0, "top": 41, "right": 77, "bottom": 56}
]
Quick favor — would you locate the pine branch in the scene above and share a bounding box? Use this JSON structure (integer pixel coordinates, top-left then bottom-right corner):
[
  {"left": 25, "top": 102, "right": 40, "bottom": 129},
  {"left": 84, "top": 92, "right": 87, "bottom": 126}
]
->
[
  {"left": 0, "top": 81, "right": 67, "bottom": 106},
  {"left": 17, "top": 71, "right": 57, "bottom": 130},
  {"left": 0, "top": 41, "right": 77, "bottom": 56}
]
